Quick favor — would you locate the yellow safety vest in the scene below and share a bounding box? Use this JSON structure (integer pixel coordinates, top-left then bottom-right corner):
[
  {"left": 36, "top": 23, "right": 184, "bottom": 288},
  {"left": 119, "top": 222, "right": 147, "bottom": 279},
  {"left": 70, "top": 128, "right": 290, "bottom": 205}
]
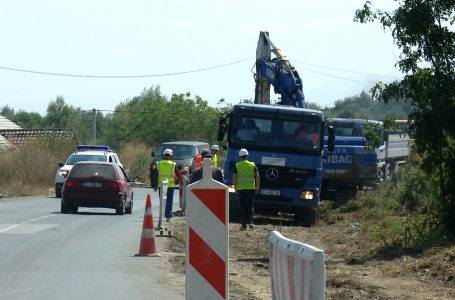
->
[
  {"left": 212, "top": 153, "right": 218, "bottom": 166},
  {"left": 157, "top": 160, "right": 176, "bottom": 188},
  {"left": 235, "top": 160, "right": 256, "bottom": 190}
]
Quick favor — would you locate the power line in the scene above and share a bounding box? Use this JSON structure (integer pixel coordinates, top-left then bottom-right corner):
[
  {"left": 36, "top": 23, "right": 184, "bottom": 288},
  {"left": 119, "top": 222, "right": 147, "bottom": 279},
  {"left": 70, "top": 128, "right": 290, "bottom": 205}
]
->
[
  {"left": 0, "top": 57, "right": 254, "bottom": 79},
  {"left": 300, "top": 67, "right": 378, "bottom": 83},
  {"left": 291, "top": 59, "right": 400, "bottom": 79},
  {"left": 0, "top": 56, "right": 402, "bottom": 84}
]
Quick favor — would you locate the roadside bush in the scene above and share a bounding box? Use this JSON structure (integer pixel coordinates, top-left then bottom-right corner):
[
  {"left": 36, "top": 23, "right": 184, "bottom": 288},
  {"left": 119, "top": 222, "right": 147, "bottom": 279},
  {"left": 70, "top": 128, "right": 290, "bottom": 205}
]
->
[
  {"left": 356, "top": 167, "right": 449, "bottom": 250},
  {"left": 398, "top": 166, "right": 433, "bottom": 211},
  {"left": 117, "top": 142, "right": 151, "bottom": 184}
]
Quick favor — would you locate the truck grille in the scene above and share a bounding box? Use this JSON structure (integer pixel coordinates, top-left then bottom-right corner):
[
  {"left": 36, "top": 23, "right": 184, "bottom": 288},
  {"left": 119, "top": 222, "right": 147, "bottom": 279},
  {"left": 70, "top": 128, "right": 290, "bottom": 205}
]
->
[{"left": 257, "top": 165, "right": 316, "bottom": 189}]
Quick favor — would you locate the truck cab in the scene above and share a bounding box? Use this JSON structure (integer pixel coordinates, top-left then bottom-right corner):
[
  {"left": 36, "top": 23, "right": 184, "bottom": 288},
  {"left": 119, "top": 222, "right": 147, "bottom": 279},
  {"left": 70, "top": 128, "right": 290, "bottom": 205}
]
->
[{"left": 219, "top": 103, "right": 328, "bottom": 226}]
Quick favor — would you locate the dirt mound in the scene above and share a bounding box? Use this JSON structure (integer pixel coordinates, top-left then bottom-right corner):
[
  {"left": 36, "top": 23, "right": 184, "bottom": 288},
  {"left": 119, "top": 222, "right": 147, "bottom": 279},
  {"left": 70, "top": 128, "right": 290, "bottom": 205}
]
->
[{"left": 166, "top": 212, "right": 455, "bottom": 299}]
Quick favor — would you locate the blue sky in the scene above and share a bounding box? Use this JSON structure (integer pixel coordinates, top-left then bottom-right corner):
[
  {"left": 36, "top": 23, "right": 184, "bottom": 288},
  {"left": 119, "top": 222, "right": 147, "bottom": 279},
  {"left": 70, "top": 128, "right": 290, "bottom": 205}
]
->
[{"left": 0, "top": 0, "right": 402, "bottom": 115}]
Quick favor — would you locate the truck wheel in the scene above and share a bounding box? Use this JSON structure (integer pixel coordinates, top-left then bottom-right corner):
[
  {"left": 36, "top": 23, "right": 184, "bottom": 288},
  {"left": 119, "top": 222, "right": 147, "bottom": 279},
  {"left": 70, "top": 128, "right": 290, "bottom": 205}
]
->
[
  {"left": 294, "top": 207, "right": 319, "bottom": 227},
  {"left": 395, "top": 165, "right": 406, "bottom": 184}
]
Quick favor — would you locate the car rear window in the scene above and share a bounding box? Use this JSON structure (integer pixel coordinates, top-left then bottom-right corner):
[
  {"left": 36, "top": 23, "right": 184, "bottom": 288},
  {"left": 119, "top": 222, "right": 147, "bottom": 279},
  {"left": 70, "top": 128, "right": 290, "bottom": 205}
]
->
[
  {"left": 70, "top": 164, "right": 116, "bottom": 180},
  {"left": 67, "top": 154, "right": 107, "bottom": 165}
]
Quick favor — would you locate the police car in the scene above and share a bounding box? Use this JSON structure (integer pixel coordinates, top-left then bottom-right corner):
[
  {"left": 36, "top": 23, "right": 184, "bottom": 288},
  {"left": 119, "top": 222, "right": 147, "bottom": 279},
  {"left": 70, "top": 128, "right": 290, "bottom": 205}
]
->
[{"left": 55, "top": 145, "right": 123, "bottom": 198}]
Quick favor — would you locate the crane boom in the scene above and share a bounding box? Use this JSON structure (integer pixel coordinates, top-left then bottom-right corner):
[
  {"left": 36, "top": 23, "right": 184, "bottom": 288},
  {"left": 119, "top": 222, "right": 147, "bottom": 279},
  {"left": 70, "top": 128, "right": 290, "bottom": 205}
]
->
[{"left": 254, "top": 31, "right": 307, "bottom": 108}]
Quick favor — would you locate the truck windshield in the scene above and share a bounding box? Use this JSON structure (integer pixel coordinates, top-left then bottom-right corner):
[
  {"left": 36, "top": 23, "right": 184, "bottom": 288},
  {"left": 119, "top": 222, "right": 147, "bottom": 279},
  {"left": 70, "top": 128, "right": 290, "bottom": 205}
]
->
[
  {"left": 329, "top": 123, "right": 365, "bottom": 137},
  {"left": 229, "top": 115, "right": 322, "bottom": 153},
  {"left": 326, "top": 120, "right": 383, "bottom": 140}
]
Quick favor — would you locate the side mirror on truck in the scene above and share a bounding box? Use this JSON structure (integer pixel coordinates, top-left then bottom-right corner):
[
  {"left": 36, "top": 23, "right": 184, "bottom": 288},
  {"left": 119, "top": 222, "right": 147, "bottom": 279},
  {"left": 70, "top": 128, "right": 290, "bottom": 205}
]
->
[
  {"left": 217, "top": 113, "right": 228, "bottom": 142},
  {"left": 327, "top": 125, "right": 335, "bottom": 152},
  {"left": 217, "top": 124, "right": 225, "bottom": 142}
]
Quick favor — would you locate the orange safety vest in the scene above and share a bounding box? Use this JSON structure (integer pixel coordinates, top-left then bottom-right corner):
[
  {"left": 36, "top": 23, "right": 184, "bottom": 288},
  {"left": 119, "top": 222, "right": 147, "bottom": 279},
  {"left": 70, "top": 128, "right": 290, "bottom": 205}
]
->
[
  {"left": 194, "top": 154, "right": 203, "bottom": 168},
  {"left": 298, "top": 131, "right": 319, "bottom": 145}
]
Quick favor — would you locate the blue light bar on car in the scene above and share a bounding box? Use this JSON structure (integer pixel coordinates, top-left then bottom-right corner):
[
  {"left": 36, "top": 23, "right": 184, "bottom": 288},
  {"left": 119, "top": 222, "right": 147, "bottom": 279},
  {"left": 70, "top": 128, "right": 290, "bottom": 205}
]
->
[{"left": 77, "top": 145, "right": 110, "bottom": 152}]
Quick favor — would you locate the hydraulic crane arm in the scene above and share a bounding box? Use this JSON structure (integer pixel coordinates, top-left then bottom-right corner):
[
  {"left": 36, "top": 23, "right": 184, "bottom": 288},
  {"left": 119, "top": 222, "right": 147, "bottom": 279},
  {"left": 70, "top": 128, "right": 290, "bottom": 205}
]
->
[{"left": 254, "top": 31, "right": 307, "bottom": 108}]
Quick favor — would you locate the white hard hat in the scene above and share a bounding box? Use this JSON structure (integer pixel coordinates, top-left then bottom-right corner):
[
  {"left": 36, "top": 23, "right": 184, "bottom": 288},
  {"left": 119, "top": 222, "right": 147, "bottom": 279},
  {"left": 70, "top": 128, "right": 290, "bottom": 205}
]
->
[
  {"left": 211, "top": 144, "right": 219, "bottom": 151},
  {"left": 238, "top": 148, "right": 249, "bottom": 156},
  {"left": 163, "top": 148, "right": 173, "bottom": 155}
]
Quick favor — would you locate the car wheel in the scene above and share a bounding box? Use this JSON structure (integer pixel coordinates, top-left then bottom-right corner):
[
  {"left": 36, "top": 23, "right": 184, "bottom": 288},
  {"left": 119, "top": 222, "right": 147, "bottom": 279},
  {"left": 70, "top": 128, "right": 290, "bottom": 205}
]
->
[
  {"left": 116, "top": 199, "right": 125, "bottom": 215},
  {"left": 61, "top": 198, "right": 70, "bottom": 214},
  {"left": 55, "top": 184, "right": 62, "bottom": 198},
  {"left": 71, "top": 206, "right": 78, "bottom": 214},
  {"left": 125, "top": 194, "right": 133, "bottom": 214}
]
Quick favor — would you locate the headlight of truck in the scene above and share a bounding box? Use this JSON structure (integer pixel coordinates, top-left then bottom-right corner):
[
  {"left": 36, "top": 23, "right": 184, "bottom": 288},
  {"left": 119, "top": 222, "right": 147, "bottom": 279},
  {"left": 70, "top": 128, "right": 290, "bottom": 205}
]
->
[
  {"left": 58, "top": 170, "right": 68, "bottom": 178},
  {"left": 299, "top": 190, "right": 314, "bottom": 200}
]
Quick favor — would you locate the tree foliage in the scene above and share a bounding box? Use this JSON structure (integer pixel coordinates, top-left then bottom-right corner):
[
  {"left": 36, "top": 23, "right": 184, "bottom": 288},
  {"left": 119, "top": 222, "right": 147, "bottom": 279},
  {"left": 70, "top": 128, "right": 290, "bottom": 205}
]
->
[
  {"left": 323, "top": 90, "right": 411, "bottom": 119},
  {"left": 355, "top": 0, "right": 455, "bottom": 235}
]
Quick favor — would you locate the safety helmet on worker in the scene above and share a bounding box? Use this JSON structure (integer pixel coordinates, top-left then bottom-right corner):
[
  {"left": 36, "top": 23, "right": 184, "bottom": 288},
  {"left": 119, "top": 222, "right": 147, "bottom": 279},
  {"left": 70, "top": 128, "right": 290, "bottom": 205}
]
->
[
  {"left": 238, "top": 148, "right": 249, "bottom": 156},
  {"left": 163, "top": 148, "right": 173, "bottom": 156},
  {"left": 211, "top": 144, "right": 219, "bottom": 151}
]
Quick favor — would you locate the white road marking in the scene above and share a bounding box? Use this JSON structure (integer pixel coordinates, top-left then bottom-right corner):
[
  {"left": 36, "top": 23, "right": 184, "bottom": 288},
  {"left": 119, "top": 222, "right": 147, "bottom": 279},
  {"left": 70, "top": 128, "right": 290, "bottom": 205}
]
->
[
  {"left": 2, "top": 224, "right": 58, "bottom": 234},
  {"left": 0, "top": 224, "right": 22, "bottom": 234},
  {"left": 28, "top": 215, "right": 56, "bottom": 222},
  {"left": 0, "top": 214, "right": 58, "bottom": 234}
]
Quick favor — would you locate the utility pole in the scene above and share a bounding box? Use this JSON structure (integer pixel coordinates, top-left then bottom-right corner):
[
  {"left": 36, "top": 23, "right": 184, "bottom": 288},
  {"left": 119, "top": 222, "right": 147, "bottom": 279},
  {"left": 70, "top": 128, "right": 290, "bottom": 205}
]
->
[{"left": 91, "top": 108, "right": 97, "bottom": 144}]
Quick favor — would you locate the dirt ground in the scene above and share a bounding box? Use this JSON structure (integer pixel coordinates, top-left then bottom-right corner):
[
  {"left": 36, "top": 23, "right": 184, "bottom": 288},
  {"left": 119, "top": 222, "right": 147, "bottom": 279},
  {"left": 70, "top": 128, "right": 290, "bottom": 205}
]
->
[{"left": 158, "top": 205, "right": 455, "bottom": 300}]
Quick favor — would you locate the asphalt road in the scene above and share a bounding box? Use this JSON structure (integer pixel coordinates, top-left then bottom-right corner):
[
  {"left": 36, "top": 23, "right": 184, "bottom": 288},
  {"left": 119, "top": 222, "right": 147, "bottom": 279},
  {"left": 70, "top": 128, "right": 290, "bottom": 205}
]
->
[{"left": 0, "top": 187, "right": 184, "bottom": 300}]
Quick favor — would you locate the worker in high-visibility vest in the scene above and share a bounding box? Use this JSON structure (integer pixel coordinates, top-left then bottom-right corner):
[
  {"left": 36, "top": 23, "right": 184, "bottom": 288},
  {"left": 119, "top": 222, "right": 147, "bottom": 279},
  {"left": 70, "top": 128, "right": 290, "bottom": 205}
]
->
[
  {"left": 211, "top": 144, "right": 219, "bottom": 166},
  {"left": 232, "top": 148, "right": 260, "bottom": 231},
  {"left": 151, "top": 148, "right": 180, "bottom": 221},
  {"left": 192, "top": 148, "right": 209, "bottom": 171}
]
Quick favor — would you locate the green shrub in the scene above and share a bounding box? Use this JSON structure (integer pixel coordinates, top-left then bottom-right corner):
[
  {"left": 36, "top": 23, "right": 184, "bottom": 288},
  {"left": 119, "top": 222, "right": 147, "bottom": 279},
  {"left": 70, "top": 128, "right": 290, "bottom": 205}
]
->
[{"left": 398, "top": 167, "right": 433, "bottom": 211}]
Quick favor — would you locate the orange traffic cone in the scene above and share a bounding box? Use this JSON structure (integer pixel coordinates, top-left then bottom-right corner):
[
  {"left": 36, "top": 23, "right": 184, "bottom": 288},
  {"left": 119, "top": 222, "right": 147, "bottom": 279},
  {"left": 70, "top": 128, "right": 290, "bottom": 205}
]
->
[{"left": 135, "top": 194, "right": 161, "bottom": 257}]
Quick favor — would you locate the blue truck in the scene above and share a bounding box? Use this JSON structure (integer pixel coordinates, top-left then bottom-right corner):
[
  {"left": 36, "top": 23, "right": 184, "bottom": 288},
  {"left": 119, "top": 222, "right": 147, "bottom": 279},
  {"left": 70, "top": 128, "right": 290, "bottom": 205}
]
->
[
  {"left": 217, "top": 32, "right": 334, "bottom": 227},
  {"left": 322, "top": 118, "right": 411, "bottom": 202}
]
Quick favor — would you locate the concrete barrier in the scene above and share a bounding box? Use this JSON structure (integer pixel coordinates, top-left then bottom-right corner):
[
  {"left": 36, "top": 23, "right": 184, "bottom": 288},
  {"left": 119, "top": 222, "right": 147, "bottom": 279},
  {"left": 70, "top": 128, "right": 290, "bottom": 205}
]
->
[{"left": 268, "top": 229, "right": 325, "bottom": 300}]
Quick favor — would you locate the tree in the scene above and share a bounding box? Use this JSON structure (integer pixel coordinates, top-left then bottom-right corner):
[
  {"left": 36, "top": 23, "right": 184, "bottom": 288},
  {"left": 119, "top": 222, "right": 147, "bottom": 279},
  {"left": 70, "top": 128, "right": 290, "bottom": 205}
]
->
[
  {"left": 1, "top": 105, "right": 15, "bottom": 117},
  {"left": 45, "top": 96, "right": 72, "bottom": 128},
  {"left": 355, "top": 1, "right": 455, "bottom": 234},
  {"left": 12, "top": 111, "right": 44, "bottom": 128},
  {"left": 322, "top": 91, "right": 411, "bottom": 119}
]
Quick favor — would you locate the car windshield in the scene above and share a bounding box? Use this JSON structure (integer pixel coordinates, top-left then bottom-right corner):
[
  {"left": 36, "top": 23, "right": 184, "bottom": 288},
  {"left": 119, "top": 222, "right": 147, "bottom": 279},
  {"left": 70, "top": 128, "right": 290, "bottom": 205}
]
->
[
  {"left": 66, "top": 154, "right": 107, "bottom": 165},
  {"left": 70, "top": 164, "right": 116, "bottom": 180},
  {"left": 229, "top": 115, "right": 322, "bottom": 152},
  {"left": 158, "top": 145, "right": 195, "bottom": 159}
]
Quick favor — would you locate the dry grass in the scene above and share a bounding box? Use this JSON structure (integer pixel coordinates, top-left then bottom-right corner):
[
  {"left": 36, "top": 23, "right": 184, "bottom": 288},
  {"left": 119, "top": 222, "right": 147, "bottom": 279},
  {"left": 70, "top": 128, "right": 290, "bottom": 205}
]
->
[
  {"left": 116, "top": 142, "right": 151, "bottom": 184},
  {"left": 0, "top": 141, "right": 151, "bottom": 197},
  {"left": 0, "top": 142, "right": 72, "bottom": 197}
]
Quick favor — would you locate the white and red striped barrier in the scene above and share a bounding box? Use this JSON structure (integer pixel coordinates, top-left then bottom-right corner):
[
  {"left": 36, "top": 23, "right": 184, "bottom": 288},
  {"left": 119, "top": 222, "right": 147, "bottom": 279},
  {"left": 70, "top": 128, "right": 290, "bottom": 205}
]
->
[
  {"left": 268, "top": 230, "right": 325, "bottom": 300},
  {"left": 185, "top": 158, "right": 228, "bottom": 300}
]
